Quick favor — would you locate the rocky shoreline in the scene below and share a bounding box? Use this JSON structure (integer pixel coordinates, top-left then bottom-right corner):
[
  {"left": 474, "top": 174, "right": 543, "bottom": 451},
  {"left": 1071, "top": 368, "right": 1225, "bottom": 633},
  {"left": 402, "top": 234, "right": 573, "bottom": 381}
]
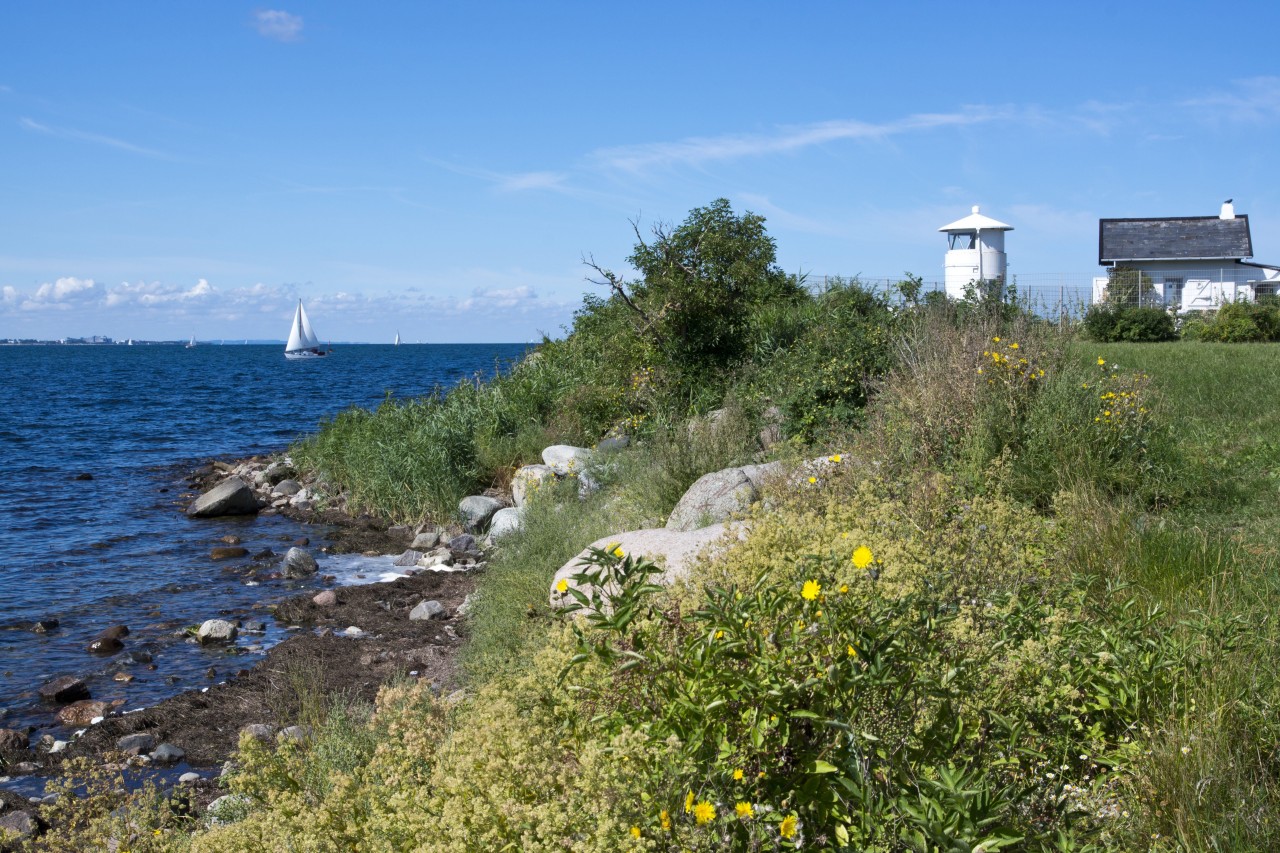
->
[{"left": 0, "top": 455, "right": 488, "bottom": 844}]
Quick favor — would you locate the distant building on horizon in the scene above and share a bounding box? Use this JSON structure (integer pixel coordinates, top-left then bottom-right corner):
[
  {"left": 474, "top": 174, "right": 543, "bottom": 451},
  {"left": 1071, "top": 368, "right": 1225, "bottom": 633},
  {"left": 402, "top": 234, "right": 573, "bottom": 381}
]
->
[
  {"left": 938, "top": 205, "right": 1013, "bottom": 300},
  {"left": 1093, "top": 201, "right": 1280, "bottom": 311}
]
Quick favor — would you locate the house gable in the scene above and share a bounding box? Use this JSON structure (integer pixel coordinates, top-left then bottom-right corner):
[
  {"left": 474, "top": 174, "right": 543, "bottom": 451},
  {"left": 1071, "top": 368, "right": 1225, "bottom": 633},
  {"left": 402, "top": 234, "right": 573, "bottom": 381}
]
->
[{"left": 1098, "top": 216, "right": 1253, "bottom": 265}]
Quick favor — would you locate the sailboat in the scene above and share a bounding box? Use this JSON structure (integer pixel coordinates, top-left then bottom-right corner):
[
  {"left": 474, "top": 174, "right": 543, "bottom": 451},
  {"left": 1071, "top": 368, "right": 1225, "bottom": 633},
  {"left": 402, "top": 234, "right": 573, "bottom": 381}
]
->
[
  {"left": 284, "top": 300, "right": 329, "bottom": 360},
  {"left": 185, "top": 335, "right": 196, "bottom": 349},
  {"left": 394, "top": 331, "right": 401, "bottom": 347}
]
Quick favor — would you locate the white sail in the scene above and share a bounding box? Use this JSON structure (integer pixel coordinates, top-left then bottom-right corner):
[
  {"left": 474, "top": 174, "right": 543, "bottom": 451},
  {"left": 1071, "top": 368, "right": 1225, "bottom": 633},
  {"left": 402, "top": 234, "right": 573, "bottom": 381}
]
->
[
  {"left": 394, "top": 331, "right": 401, "bottom": 346},
  {"left": 298, "top": 302, "right": 320, "bottom": 348},
  {"left": 285, "top": 302, "right": 308, "bottom": 353},
  {"left": 285, "top": 299, "right": 328, "bottom": 358}
]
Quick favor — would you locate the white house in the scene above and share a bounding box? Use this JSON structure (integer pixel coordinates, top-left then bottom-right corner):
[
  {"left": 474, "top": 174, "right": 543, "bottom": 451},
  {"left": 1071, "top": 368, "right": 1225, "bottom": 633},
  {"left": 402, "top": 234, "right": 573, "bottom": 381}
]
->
[{"left": 1093, "top": 201, "right": 1280, "bottom": 311}]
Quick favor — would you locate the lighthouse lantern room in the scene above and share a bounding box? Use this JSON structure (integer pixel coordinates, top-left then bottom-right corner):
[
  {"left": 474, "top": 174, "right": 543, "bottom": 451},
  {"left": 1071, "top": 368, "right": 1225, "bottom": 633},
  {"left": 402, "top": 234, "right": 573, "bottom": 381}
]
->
[{"left": 938, "top": 206, "right": 1013, "bottom": 299}]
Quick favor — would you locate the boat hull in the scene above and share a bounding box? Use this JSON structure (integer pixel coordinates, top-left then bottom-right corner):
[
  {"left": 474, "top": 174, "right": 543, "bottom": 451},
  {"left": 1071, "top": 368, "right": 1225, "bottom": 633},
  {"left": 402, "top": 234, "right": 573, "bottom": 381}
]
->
[{"left": 284, "top": 349, "right": 328, "bottom": 360}]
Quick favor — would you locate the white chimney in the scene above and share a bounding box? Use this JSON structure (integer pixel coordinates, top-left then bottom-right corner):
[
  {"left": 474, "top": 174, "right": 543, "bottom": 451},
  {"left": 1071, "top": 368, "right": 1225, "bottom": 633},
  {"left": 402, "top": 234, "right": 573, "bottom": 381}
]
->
[{"left": 1221, "top": 199, "right": 1236, "bottom": 220}]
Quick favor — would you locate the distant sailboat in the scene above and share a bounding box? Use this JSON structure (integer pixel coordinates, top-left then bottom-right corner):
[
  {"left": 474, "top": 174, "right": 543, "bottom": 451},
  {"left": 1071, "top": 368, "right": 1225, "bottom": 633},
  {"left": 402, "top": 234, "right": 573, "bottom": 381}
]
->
[
  {"left": 394, "top": 331, "right": 401, "bottom": 346},
  {"left": 185, "top": 335, "right": 196, "bottom": 349},
  {"left": 284, "top": 300, "right": 329, "bottom": 360}
]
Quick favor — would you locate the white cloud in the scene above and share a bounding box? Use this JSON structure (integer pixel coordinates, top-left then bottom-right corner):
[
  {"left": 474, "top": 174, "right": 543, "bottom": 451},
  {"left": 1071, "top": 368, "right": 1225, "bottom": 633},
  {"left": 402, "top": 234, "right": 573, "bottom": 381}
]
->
[
  {"left": 18, "top": 117, "right": 172, "bottom": 159},
  {"left": 253, "top": 10, "right": 304, "bottom": 42},
  {"left": 22, "top": 276, "right": 99, "bottom": 309},
  {"left": 457, "top": 285, "right": 538, "bottom": 312},
  {"left": 495, "top": 171, "right": 569, "bottom": 193},
  {"left": 103, "top": 278, "right": 216, "bottom": 307},
  {"left": 1182, "top": 76, "right": 1280, "bottom": 123},
  {"left": 591, "top": 107, "right": 1006, "bottom": 173},
  {"left": 2, "top": 286, "right": 19, "bottom": 304}
]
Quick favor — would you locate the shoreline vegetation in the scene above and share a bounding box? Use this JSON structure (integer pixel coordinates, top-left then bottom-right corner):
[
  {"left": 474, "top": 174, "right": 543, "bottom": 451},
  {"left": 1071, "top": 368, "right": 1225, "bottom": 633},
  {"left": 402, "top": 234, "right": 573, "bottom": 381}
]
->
[{"left": 5, "top": 200, "right": 1280, "bottom": 850}]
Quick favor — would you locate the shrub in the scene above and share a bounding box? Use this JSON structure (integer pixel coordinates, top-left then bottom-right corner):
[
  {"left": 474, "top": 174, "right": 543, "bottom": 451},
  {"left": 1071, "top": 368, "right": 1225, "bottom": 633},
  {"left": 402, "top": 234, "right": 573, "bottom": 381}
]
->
[
  {"left": 1182, "top": 299, "right": 1280, "bottom": 342},
  {"left": 1083, "top": 305, "right": 1177, "bottom": 343}
]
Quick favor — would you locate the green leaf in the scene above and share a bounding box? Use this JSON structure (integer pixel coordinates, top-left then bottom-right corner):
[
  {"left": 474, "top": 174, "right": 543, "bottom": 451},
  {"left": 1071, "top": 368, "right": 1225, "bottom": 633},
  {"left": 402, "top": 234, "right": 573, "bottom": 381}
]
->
[{"left": 809, "top": 759, "right": 839, "bottom": 774}]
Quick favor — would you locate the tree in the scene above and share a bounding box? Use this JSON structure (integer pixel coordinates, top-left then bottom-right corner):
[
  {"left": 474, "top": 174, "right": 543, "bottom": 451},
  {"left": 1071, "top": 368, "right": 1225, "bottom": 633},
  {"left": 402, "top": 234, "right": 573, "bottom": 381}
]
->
[
  {"left": 1104, "top": 266, "right": 1160, "bottom": 307},
  {"left": 585, "top": 199, "right": 802, "bottom": 378}
]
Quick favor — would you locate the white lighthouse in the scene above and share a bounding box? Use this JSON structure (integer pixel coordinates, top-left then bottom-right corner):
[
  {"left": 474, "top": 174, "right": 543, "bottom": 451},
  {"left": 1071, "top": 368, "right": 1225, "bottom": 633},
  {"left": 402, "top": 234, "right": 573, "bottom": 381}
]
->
[{"left": 938, "top": 205, "right": 1013, "bottom": 299}]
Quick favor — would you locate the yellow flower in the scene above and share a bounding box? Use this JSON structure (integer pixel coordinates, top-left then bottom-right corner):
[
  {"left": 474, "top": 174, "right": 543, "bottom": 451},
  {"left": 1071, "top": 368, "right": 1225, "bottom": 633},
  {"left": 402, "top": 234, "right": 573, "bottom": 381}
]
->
[
  {"left": 779, "top": 814, "right": 798, "bottom": 838},
  {"left": 694, "top": 801, "right": 716, "bottom": 824},
  {"left": 828, "top": 453, "right": 842, "bottom": 463},
  {"left": 736, "top": 802, "right": 755, "bottom": 819},
  {"left": 801, "top": 579, "right": 821, "bottom": 601},
  {"left": 630, "top": 826, "right": 641, "bottom": 839},
  {"left": 1097, "top": 357, "right": 1106, "bottom": 366},
  {"left": 992, "top": 336, "right": 1001, "bottom": 343},
  {"left": 851, "top": 546, "right": 874, "bottom": 569},
  {"left": 733, "top": 768, "right": 744, "bottom": 780},
  {"left": 685, "top": 791, "right": 695, "bottom": 813},
  {"left": 660, "top": 809, "right": 671, "bottom": 831},
  {"left": 814, "top": 609, "right": 822, "bottom": 618},
  {"left": 612, "top": 545, "right": 625, "bottom": 558},
  {"left": 839, "top": 584, "right": 849, "bottom": 593},
  {"left": 555, "top": 578, "right": 569, "bottom": 594},
  {"left": 807, "top": 476, "right": 817, "bottom": 485},
  {"left": 847, "top": 644, "right": 858, "bottom": 657},
  {"left": 715, "top": 630, "right": 724, "bottom": 640}
]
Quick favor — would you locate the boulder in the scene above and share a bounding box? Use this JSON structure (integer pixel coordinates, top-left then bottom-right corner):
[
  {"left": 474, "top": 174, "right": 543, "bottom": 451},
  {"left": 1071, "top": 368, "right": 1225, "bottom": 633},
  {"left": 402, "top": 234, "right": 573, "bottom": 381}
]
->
[
  {"left": 392, "top": 549, "right": 423, "bottom": 567},
  {"left": 411, "top": 527, "right": 442, "bottom": 550},
  {"left": 312, "top": 590, "right": 337, "bottom": 607},
  {"left": 282, "top": 547, "right": 318, "bottom": 578},
  {"left": 541, "top": 445, "right": 594, "bottom": 476},
  {"left": 550, "top": 524, "right": 744, "bottom": 610},
  {"left": 0, "top": 728, "right": 27, "bottom": 751},
  {"left": 151, "top": 743, "right": 185, "bottom": 765},
  {"left": 757, "top": 405, "right": 785, "bottom": 449},
  {"left": 738, "top": 461, "right": 785, "bottom": 492},
  {"left": 272, "top": 479, "right": 302, "bottom": 497},
  {"left": 242, "top": 620, "right": 267, "bottom": 634},
  {"left": 595, "top": 435, "right": 629, "bottom": 452},
  {"left": 210, "top": 546, "right": 249, "bottom": 561},
  {"left": 87, "top": 624, "right": 130, "bottom": 653},
  {"left": 197, "top": 619, "right": 238, "bottom": 644},
  {"left": 117, "top": 733, "right": 156, "bottom": 756},
  {"left": 665, "top": 467, "right": 756, "bottom": 532},
  {"left": 0, "top": 810, "right": 36, "bottom": 840},
  {"left": 38, "top": 676, "right": 89, "bottom": 703},
  {"left": 278, "top": 725, "right": 311, "bottom": 744},
  {"left": 186, "top": 477, "right": 260, "bottom": 518},
  {"left": 179, "top": 772, "right": 202, "bottom": 784},
  {"left": 240, "top": 723, "right": 276, "bottom": 744},
  {"left": 487, "top": 507, "right": 523, "bottom": 542},
  {"left": 511, "top": 464, "right": 556, "bottom": 507},
  {"left": 458, "top": 495, "right": 503, "bottom": 532},
  {"left": 409, "top": 600, "right": 446, "bottom": 621},
  {"left": 262, "top": 460, "right": 296, "bottom": 486},
  {"left": 447, "top": 533, "right": 477, "bottom": 553},
  {"left": 31, "top": 619, "right": 59, "bottom": 633},
  {"left": 55, "top": 699, "right": 115, "bottom": 726},
  {"left": 341, "top": 626, "right": 366, "bottom": 638}
]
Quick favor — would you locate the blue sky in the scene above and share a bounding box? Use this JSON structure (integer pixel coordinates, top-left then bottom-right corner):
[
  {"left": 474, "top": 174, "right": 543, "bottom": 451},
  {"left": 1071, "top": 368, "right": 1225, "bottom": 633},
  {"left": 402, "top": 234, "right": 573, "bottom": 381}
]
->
[{"left": 3, "top": 1, "right": 1280, "bottom": 342}]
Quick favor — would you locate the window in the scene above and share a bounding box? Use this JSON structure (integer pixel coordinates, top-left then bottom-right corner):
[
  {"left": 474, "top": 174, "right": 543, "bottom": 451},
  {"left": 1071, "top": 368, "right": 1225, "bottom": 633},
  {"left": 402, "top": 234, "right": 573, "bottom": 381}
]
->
[
  {"left": 948, "top": 233, "right": 975, "bottom": 250},
  {"left": 1163, "top": 277, "right": 1183, "bottom": 307}
]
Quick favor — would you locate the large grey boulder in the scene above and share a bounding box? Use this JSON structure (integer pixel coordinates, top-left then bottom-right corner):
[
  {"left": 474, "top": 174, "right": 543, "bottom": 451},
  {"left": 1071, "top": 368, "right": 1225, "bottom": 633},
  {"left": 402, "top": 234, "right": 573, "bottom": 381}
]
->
[
  {"left": 665, "top": 467, "right": 756, "bottom": 532},
  {"left": 38, "top": 675, "right": 89, "bottom": 703},
  {"left": 187, "top": 478, "right": 260, "bottom": 518},
  {"left": 487, "top": 507, "right": 523, "bottom": 542},
  {"left": 511, "top": 464, "right": 555, "bottom": 507},
  {"left": 0, "top": 810, "right": 36, "bottom": 840},
  {"left": 409, "top": 600, "right": 447, "bottom": 621},
  {"left": 541, "top": 445, "right": 594, "bottom": 476},
  {"left": 117, "top": 733, "right": 156, "bottom": 755},
  {"left": 283, "top": 546, "right": 318, "bottom": 578},
  {"left": 458, "top": 495, "right": 503, "bottom": 532},
  {"left": 550, "top": 524, "right": 744, "bottom": 610},
  {"left": 151, "top": 743, "right": 186, "bottom": 765},
  {"left": 197, "top": 619, "right": 238, "bottom": 644},
  {"left": 0, "top": 728, "right": 27, "bottom": 751},
  {"left": 411, "top": 527, "right": 443, "bottom": 550}
]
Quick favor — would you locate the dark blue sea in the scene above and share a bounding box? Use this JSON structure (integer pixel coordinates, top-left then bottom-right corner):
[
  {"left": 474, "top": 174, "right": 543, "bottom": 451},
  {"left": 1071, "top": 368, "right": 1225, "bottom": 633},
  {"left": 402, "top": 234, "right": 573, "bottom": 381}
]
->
[{"left": 0, "top": 342, "right": 528, "bottom": 742}]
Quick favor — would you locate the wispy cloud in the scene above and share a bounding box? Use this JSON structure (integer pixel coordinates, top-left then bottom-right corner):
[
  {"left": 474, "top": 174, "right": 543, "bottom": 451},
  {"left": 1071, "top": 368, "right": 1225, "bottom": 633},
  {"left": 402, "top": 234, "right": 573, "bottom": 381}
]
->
[
  {"left": 1182, "top": 76, "right": 1280, "bottom": 123},
  {"left": 422, "top": 157, "right": 575, "bottom": 195},
  {"left": 18, "top": 117, "right": 173, "bottom": 159},
  {"left": 591, "top": 107, "right": 1007, "bottom": 173},
  {"left": 253, "top": 9, "right": 304, "bottom": 42}
]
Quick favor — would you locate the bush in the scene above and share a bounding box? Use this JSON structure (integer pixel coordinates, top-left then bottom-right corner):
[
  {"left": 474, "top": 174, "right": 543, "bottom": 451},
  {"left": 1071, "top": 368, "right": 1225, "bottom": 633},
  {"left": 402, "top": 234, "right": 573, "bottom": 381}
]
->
[
  {"left": 1182, "top": 299, "right": 1280, "bottom": 342},
  {"left": 1083, "top": 305, "right": 1177, "bottom": 343}
]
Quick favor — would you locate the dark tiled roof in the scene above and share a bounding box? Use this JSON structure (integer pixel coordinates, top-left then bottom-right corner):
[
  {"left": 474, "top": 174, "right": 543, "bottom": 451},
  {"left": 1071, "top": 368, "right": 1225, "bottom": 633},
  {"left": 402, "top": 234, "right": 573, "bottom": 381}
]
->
[{"left": 1099, "top": 216, "right": 1253, "bottom": 263}]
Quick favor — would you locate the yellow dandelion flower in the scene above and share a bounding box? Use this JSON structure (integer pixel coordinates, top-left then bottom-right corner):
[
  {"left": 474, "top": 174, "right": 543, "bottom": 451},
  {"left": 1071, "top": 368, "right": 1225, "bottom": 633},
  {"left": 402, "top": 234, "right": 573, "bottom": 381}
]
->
[
  {"left": 660, "top": 809, "right": 671, "bottom": 831},
  {"left": 807, "top": 476, "right": 817, "bottom": 485},
  {"left": 736, "top": 802, "right": 755, "bottom": 819},
  {"left": 801, "top": 579, "right": 821, "bottom": 601},
  {"left": 976, "top": 367, "right": 983, "bottom": 374},
  {"left": 851, "top": 546, "right": 874, "bottom": 569},
  {"left": 758, "top": 770, "right": 766, "bottom": 778},
  {"left": 839, "top": 583, "right": 849, "bottom": 593},
  {"left": 992, "top": 336, "right": 1001, "bottom": 343},
  {"left": 780, "top": 814, "right": 798, "bottom": 838},
  {"left": 693, "top": 801, "right": 716, "bottom": 824},
  {"left": 830, "top": 453, "right": 843, "bottom": 463},
  {"left": 555, "top": 578, "right": 569, "bottom": 594},
  {"left": 685, "top": 791, "right": 695, "bottom": 813},
  {"left": 1010, "top": 341, "right": 1019, "bottom": 349},
  {"left": 1097, "top": 357, "right": 1106, "bottom": 366},
  {"left": 733, "top": 768, "right": 744, "bottom": 781},
  {"left": 630, "top": 826, "right": 641, "bottom": 839},
  {"left": 715, "top": 630, "right": 724, "bottom": 640},
  {"left": 847, "top": 644, "right": 858, "bottom": 657},
  {"left": 612, "top": 545, "right": 625, "bottom": 558}
]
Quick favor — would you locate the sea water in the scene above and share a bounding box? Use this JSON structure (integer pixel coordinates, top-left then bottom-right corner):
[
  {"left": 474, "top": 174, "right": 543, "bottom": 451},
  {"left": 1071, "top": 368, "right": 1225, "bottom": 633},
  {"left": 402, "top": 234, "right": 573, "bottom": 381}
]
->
[{"left": 0, "top": 343, "right": 528, "bottom": 735}]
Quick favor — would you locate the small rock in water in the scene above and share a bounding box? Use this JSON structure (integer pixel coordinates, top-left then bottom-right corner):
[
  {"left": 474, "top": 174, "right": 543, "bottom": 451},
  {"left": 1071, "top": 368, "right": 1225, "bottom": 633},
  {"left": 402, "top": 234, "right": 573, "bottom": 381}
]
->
[
  {"left": 38, "top": 675, "right": 90, "bottom": 703},
  {"left": 210, "top": 546, "right": 249, "bottom": 561},
  {"left": 293, "top": 537, "right": 310, "bottom": 547},
  {"left": 0, "top": 728, "right": 28, "bottom": 751},
  {"left": 31, "top": 619, "right": 59, "bottom": 633},
  {"left": 312, "top": 590, "right": 337, "bottom": 607},
  {"left": 341, "top": 626, "right": 366, "bottom": 638},
  {"left": 283, "top": 546, "right": 318, "bottom": 578},
  {"left": 56, "top": 700, "right": 116, "bottom": 726},
  {"left": 113, "top": 672, "right": 134, "bottom": 683},
  {"left": 179, "top": 772, "right": 201, "bottom": 784},
  {"left": 73, "top": 472, "right": 94, "bottom": 481},
  {"left": 220, "top": 535, "right": 242, "bottom": 545},
  {"left": 197, "top": 619, "right": 238, "bottom": 644},
  {"left": 241, "top": 619, "right": 267, "bottom": 633},
  {"left": 187, "top": 477, "right": 260, "bottom": 518},
  {"left": 128, "top": 649, "right": 153, "bottom": 664}
]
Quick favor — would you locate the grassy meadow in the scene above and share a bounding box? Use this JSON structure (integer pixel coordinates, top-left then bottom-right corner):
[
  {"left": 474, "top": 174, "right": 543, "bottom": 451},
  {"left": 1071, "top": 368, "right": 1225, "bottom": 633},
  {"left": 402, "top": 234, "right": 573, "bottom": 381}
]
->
[{"left": 13, "top": 204, "right": 1280, "bottom": 852}]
